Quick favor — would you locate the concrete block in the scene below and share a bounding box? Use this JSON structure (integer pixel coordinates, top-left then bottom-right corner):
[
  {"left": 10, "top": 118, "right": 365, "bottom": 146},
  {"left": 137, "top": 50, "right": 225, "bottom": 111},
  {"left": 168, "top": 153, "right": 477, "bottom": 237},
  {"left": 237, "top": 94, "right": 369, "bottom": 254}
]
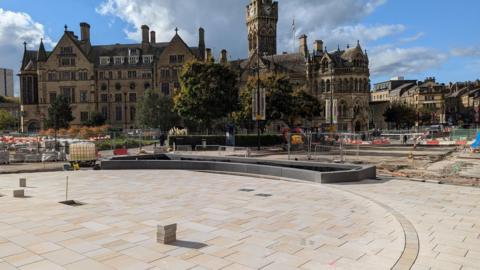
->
[
  {"left": 13, "top": 189, "right": 24, "bottom": 198},
  {"left": 19, "top": 178, "right": 27, "bottom": 187},
  {"left": 157, "top": 224, "right": 177, "bottom": 244}
]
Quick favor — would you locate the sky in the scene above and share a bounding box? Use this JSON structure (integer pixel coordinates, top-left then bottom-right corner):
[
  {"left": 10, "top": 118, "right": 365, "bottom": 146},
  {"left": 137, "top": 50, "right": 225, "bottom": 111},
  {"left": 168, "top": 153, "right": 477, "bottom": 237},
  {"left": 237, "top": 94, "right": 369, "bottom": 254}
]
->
[{"left": 1, "top": 0, "right": 479, "bottom": 95}]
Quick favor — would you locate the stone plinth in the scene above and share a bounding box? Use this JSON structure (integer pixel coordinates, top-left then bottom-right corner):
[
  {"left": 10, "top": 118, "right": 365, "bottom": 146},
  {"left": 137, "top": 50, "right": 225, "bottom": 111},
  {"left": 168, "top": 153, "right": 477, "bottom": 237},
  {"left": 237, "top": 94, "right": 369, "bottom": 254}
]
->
[
  {"left": 19, "top": 178, "right": 27, "bottom": 187},
  {"left": 13, "top": 189, "right": 24, "bottom": 198},
  {"left": 157, "top": 224, "right": 177, "bottom": 244}
]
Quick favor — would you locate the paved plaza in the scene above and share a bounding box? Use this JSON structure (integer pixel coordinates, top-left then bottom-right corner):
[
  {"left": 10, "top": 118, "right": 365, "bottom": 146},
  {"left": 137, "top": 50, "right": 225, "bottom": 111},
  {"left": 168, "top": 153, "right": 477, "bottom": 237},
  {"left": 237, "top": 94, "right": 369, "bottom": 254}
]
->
[{"left": 0, "top": 170, "right": 478, "bottom": 269}]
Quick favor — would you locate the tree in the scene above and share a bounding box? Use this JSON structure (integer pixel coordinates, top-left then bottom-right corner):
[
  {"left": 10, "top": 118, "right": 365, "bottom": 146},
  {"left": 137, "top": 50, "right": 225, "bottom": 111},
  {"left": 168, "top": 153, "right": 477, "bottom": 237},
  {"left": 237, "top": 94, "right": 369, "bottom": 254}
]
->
[
  {"left": 137, "top": 88, "right": 180, "bottom": 131},
  {"left": 0, "top": 109, "right": 15, "bottom": 130},
  {"left": 45, "top": 95, "right": 74, "bottom": 129},
  {"left": 174, "top": 61, "right": 239, "bottom": 130},
  {"left": 235, "top": 74, "right": 322, "bottom": 127},
  {"left": 383, "top": 102, "right": 416, "bottom": 129},
  {"left": 83, "top": 111, "right": 106, "bottom": 127}
]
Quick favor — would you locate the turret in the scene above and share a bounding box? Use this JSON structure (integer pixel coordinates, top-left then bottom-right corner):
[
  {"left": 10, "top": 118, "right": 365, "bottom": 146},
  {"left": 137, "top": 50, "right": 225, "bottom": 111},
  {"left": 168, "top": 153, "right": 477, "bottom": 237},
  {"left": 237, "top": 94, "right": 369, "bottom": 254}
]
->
[{"left": 198, "top": 27, "right": 206, "bottom": 61}]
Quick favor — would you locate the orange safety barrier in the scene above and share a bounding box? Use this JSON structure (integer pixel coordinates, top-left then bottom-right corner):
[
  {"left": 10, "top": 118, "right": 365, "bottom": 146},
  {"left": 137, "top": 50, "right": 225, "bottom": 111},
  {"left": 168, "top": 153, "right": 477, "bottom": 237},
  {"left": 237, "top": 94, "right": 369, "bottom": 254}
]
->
[
  {"left": 113, "top": 149, "right": 128, "bottom": 156},
  {"left": 426, "top": 140, "right": 440, "bottom": 145}
]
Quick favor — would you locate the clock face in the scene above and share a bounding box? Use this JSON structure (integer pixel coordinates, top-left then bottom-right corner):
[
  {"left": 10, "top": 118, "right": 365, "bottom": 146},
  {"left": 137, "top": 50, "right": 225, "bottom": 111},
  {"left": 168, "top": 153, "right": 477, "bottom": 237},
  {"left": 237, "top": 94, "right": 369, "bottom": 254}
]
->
[
  {"left": 249, "top": 6, "right": 256, "bottom": 17},
  {"left": 264, "top": 6, "right": 272, "bottom": 15}
]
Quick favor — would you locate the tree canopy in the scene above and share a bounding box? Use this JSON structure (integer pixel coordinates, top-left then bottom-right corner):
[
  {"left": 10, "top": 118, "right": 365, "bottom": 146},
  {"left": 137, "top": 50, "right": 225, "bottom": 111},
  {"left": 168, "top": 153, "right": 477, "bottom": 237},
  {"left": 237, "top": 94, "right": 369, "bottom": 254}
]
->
[
  {"left": 0, "top": 110, "right": 16, "bottom": 130},
  {"left": 45, "top": 95, "right": 74, "bottom": 129},
  {"left": 174, "top": 61, "right": 239, "bottom": 130},
  {"left": 383, "top": 102, "right": 417, "bottom": 129},
  {"left": 136, "top": 88, "right": 180, "bottom": 131},
  {"left": 83, "top": 111, "right": 106, "bottom": 127}
]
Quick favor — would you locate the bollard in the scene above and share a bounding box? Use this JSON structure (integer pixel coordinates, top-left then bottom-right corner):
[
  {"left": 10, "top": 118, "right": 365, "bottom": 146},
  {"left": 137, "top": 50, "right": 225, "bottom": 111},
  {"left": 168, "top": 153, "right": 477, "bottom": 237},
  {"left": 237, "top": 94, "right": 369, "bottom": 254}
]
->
[
  {"left": 19, "top": 178, "right": 27, "bottom": 187},
  {"left": 13, "top": 189, "right": 24, "bottom": 198},
  {"left": 157, "top": 224, "right": 177, "bottom": 244}
]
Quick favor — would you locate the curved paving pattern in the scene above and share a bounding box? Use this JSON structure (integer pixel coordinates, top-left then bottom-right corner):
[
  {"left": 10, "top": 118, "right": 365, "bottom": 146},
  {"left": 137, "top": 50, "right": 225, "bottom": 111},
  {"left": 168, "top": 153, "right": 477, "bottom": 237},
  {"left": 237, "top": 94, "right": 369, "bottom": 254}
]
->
[{"left": 0, "top": 170, "right": 403, "bottom": 269}]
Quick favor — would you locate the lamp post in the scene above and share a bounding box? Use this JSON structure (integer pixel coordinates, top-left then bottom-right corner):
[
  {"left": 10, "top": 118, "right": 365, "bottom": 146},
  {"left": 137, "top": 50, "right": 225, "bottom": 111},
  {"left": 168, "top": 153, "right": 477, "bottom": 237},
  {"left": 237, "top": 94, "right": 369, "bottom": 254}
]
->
[{"left": 256, "top": 48, "right": 261, "bottom": 151}]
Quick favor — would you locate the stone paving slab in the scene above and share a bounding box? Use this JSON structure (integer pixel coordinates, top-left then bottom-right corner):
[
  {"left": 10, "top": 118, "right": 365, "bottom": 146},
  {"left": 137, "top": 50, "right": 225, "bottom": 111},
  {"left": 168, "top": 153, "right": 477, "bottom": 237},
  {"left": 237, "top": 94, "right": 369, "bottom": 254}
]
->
[{"left": 0, "top": 170, "right": 403, "bottom": 269}]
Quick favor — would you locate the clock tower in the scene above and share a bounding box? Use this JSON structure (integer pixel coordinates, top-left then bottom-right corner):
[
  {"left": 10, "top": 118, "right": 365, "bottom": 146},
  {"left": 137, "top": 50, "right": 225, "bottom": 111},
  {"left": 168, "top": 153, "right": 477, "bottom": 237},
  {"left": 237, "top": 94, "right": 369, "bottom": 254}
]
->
[{"left": 246, "top": 0, "right": 278, "bottom": 57}]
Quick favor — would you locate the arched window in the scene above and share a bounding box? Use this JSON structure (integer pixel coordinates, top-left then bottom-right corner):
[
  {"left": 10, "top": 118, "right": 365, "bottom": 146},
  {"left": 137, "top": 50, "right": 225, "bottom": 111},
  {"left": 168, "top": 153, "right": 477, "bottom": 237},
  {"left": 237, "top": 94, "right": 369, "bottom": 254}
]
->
[
  {"left": 326, "top": 80, "right": 331, "bottom": 92},
  {"left": 322, "top": 60, "right": 328, "bottom": 73},
  {"left": 339, "top": 100, "right": 348, "bottom": 118},
  {"left": 338, "top": 80, "right": 343, "bottom": 93},
  {"left": 319, "top": 80, "right": 325, "bottom": 92}
]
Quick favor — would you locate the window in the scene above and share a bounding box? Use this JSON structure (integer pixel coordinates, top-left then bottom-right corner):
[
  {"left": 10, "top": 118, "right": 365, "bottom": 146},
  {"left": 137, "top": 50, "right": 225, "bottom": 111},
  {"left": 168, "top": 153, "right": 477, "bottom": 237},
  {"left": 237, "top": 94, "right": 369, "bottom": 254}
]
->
[
  {"left": 101, "top": 94, "right": 108, "bottom": 102},
  {"left": 47, "top": 72, "right": 57, "bottom": 81},
  {"left": 161, "top": 83, "right": 170, "bottom": 95},
  {"left": 160, "top": 69, "right": 170, "bottom": 78},
  {"left": 143, "top": 55, "right": 153, "bottom": 64},
  {"left": 114, "top": 56, "right": 124, "bottom": 65},
  {"left": 60, "top": 71, "right": 75, "bottom": 81},
  {"left": 130, "top": 82, "right": 136, "bottom": 90},
  {"left": 169, "top": 55, "right": 184, "bottom": 64},
  {"left": 127, "top": 71, "right": 137, "bottom": 79},
  {"left": 60, "top": 47, "right": 73, "bottom": 54},
  {"left": 49, "top": 92, "right": 57, "bottom": 103},
  {"left": 128, "top": 56, "right": 139, "bottom": 65},
  {"left": 117, "top": 71, "right": 122, "bottom": 79},
  {"left": 129, "top": 93, "right": 136, "bottom": 103},
  {"left": 144, "top": 82, "right": 151, "bottom": 90},
  {"left": 60, "top": 58, "right": 75, "bottom": 66},
  {"left": 169, "top": 55, "right": 177, "bottom": 64},
  {"left": 100, "top": 57, "right": 110, "bottom": 65},
  {"left": 115, "top": 106, "right": 122, "bottom": 121},
  {"left": 78, "top": 71, "right": 88, "bottom": 80},
  {"left": 80, "top": 91, "right": 88, "bottom": 103},
  {"left": 108, "top": 71, "right": 113, "bottom": 79},
  {"left": 178, "top": 55, "right": 184, "bottom": 63},
  {"left": 115, "top": 83, "right": 122, "bottom": 91},
  {"left": 61, "top": 87, "right": 75, "bottom": 103},
  {"left": 99, "top": 72, "right": 105, "bottom": 80},
  {"left": 101, "top": 106, "right": 108, "bottom": 119},
  {"left": 115, "top": 93, "right": 122, "bottom": 102},
  {"left": 172, "top": 69, "right": 178, "bottom": 78},
  {"left": 142, "top": 72, "right": 152, "bottom": 79},
  {"left": 130, "top": 107, "right": 136, "bottom": 121},
  {"left": 101, "top": 83, "right": 107, "bottom": 91},
  {"left": 80, "top": 112, "right": 89, "bottom": 122}
]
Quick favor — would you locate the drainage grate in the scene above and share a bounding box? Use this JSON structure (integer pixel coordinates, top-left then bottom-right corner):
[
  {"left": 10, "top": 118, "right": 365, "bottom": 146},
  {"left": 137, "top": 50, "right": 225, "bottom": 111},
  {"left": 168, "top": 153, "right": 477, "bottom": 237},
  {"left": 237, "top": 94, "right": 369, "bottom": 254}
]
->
[
  {"left": 239, "top": 189, "right": 255, "bottom": 192},
  {"left": 59, "top": 200, "right": 85, "bottom": 207},
  {"left": 255, "top": 193, "right": 272, "bottom": 197}
]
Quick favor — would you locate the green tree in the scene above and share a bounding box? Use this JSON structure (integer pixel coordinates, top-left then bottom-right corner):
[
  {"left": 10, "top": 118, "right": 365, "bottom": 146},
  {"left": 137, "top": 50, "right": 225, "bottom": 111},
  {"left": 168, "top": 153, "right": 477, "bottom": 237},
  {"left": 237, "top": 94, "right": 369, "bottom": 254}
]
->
[
  {"left": 235, "top": 74, "right": 321, "bottom": 127},
  {"left": 0, "top": 109, "right": 16, "bottom": 130},
  {"left": 45, "top": 95, "right": 74, "bottom": 129},
  {"left": 83, "top": 111, "right": 106, "bottom": 127},
  {"left": 383, "top": 102, "right": 416, "bottom": 129},
  {"left": 174, "top": 61, "right": 239, "bottom": 131},
  {"left": 137, "top": 89, "right": 180, "bottom": 131}
]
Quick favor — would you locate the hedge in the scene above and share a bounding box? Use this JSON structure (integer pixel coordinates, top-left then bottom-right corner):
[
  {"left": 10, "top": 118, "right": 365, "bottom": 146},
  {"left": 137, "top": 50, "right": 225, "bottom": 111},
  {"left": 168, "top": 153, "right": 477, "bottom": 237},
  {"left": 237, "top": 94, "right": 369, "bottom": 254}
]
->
[
  {"left": 95, "top": 139, "right": 156, "bottom": 151},
  {"left": 167, "top": 134, "right": 284, "bottom": 147}
]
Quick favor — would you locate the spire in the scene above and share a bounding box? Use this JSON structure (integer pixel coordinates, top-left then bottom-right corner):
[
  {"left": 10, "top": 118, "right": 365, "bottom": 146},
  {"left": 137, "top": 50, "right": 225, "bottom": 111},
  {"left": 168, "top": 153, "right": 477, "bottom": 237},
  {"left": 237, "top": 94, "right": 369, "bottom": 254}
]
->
[
  {"left": 23, "top": 41, "right": 27, "bottom": 51},
  {"left": 356, "top": 40, "right": 361, "bottom": 48},
  {"left": 37, "top": 38, "right": 47, "bottom": 62},
  {"left": 175, "top": 27, "right": 178, "bottom": 35},
  {"left": 337, "top": 44, "right": 340, "bottom": 51},
  {"left": 64, "top": 24, "right": 68, "bottom": 32}
]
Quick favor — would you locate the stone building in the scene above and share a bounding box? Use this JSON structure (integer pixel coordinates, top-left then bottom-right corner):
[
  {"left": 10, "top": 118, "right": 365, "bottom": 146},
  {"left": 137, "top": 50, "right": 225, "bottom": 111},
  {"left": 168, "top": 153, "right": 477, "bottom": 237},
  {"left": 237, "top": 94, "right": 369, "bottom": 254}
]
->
[
  {"left": 445, "top": 81, "right": 480, "bottom": 125},
  {"left": 0, "top": 68, "right": 14, "bottom": 97},
  {"left": 19, "top": 23, "right": 207, "bottom": 132},
  {"left": 232, "top": 0, "right": 371, "bottom": 132}
]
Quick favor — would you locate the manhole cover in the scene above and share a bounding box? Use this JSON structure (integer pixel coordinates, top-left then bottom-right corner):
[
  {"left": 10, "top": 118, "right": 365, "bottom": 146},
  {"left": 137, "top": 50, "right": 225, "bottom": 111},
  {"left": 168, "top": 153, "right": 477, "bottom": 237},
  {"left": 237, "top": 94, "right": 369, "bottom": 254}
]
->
[
  {"left": 255, "top": 193, "right": 272, "bottom": 197},
  {"left": 59, "top": 200, "right": 85, "bottom": 207},
  {"left": 239, "top": 189, "right": 255, "bottom": 192}
]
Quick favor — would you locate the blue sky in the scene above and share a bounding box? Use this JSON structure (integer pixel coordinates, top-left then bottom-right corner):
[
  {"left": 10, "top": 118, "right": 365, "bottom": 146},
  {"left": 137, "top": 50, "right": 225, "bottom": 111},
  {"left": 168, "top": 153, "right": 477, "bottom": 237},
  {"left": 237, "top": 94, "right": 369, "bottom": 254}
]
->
[{"left": 1, "top": 0, "right": 479, "bottom": 94}]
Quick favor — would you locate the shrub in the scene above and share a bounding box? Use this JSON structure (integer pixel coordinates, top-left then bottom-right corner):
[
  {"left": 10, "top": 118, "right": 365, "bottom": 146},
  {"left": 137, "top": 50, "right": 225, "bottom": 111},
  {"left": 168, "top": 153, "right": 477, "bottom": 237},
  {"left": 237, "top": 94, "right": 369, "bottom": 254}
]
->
[{"left": 167, "top": 134, "right": 284, "bottom": 147}]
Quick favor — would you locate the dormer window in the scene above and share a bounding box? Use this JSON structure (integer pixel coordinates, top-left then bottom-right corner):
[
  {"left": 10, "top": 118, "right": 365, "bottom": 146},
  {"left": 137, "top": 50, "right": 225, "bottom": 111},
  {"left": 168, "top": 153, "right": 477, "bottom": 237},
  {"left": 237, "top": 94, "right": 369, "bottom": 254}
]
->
[
  {"left": 128, "top": 55, "right": 139, "bottom": 65},
  {"left": 100, "top": 56, "right": 110, "bottom": 65},
  {"left": 143, "top": 55, "right": 153, "bottom": 64},
  {"left": 114, "top": 56, "right": 124, "bottom": 65}
]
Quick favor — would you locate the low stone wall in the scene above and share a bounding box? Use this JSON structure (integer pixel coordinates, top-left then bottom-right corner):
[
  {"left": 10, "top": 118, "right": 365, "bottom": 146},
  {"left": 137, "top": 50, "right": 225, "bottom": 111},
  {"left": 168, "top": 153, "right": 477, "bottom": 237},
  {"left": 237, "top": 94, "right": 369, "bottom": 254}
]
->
[{"left": 102, "top": 155, "right": 376, "bottom": 183}]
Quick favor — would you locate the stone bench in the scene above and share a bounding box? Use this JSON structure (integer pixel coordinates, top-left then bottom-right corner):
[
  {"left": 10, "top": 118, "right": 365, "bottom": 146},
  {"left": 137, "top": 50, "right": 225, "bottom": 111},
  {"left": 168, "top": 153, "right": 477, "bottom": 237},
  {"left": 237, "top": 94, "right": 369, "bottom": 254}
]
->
[
  {"left": 157, "top": 224, "right": 177, "bottom": 244},
  {"left": 19, "top": 178, "right": 27, "bottom": 188},
  {"left": 12, "top": 189, "right": 25, "bottom": 198}
]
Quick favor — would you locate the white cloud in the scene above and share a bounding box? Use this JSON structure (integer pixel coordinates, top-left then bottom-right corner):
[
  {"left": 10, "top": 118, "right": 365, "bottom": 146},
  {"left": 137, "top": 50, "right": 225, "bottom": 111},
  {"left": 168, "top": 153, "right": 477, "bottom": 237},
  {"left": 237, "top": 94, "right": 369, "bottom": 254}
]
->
[
  {"left": 96, "top": 0, "right": 392, "bottom": 57},
  {"left": 0, "top": 8, "right": 53, "bottom": 94},
  {"left": 450, "top": 46, "right": 480, "bottom": 57},
  {"left": 370, "top": 45, "right": 448, "bottom": 76},
  {"left": 399, "top": 32, "right": 425, "bottom": 43}
]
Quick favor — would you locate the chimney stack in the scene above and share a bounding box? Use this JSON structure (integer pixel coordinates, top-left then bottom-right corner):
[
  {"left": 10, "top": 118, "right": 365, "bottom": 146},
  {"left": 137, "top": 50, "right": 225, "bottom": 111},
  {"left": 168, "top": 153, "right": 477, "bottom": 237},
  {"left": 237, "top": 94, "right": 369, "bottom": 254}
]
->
[
  {"left": 313, "top": 40, "right": 323, "bottom": 55},
  {"left": 206, "top": 48, "right": 213, "bottom": 63},
  {"left": 220, "top": 49, "right": 228, "bottom": 64},
  {"left": 141, "top": 25, "right": 149, "bottom": 44},
  {"left": 150, "top": 31, "right": 156, "bottom": 44},
  {"left": 198, "top": 27, "right": 206, "bottom": 61},
  {"left": 299, "top": 34, "right": 309, "bottom": 58},
  {"left": 80, "top": 22, "right": 90, "bottom": 42}
]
